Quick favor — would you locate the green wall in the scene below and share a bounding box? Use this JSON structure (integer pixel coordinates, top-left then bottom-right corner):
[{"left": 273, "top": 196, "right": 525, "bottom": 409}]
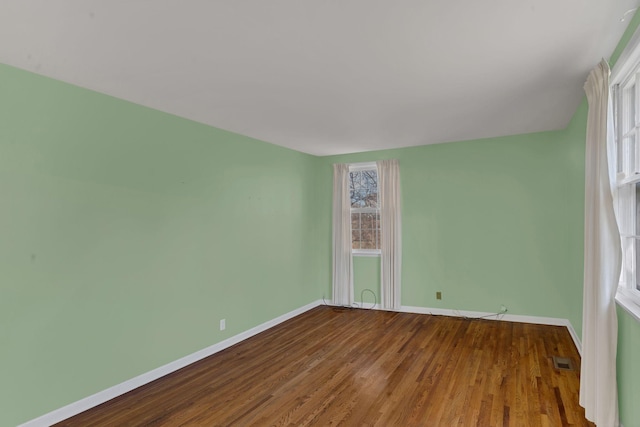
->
[
  {"left": 353, "top": 257, "right": 380, "bottom": 307},
  {"left": 0, "top": 63, "right": 320, "bottom": 426},
  {"left": 317, "top": 128, "right": 585, "bottom": 332}
]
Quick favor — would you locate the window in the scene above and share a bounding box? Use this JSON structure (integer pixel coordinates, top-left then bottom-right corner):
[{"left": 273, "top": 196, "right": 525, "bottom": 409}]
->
[
  {"left": 349, "top": 163, "right": 380, "bottom": 255},
  {"left": 612, "top": 35, "right": 640, "bottom": 319},
  {"left": 615, "top": 74, "right": 640, "bottom": 294}
]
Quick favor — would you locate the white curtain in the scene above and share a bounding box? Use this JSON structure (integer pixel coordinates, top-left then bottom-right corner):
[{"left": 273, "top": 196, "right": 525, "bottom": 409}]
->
[
  {"left": 332, "top": 163, "right": 354, "bottom": 306},
  {"left": 377, "top": 159, "right": 402, "bottom": 310},
  {"left": 580, "top": 59, "right": 621, "bottom": 427}
]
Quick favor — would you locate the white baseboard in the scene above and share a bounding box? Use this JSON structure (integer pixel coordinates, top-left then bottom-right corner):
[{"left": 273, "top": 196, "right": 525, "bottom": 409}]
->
[
  {"left": 352, "top": 302, "right": 382, "bottom": 310},
  {"left": 565, "top": 323, "right": 582, "bottom": 356},
  {"left": 19, "top": 300, "right": 323, "bottom": 427},
  {"left": 398, "top": 305, "right": 582, "bottom": 355},
  {"left": 331, "top": 300, "right": 582, "bottom": 355}
]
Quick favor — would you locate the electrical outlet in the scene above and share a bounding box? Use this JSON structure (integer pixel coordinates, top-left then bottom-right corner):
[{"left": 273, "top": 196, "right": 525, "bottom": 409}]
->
[
  {"left": 436, "top": 291, "right": 442, "bottom": 300},
  {"left": 220, "top": 319, "right": 226, "bottom": 331}
]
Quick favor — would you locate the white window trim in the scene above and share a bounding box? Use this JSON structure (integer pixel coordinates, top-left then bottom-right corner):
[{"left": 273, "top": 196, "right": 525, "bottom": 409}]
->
[
  {"left": 611, "top": 24, "right": 640, "bottom": 322},
  {"left": 616, "top": 286, "right": 640, "bottom": 322},
  {"left": 349, "top": 162, "right": 381, "bottom": 257},
  {"left": 349, "top": 161, "right": 377, "bottom": 172},
  {"left": 352, "top": 250, "right": 381, "bottom": 257}
]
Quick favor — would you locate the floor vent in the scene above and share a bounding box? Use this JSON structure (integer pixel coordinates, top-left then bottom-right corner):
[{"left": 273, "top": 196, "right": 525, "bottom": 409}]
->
[{"left": 552, "top": 356, "right": 575, "bottom": 371}]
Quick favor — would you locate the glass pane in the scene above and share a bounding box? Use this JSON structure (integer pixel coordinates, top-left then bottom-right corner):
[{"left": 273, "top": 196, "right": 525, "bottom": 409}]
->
[
  {"left": 376, "top": 213, "right": 381, "bottom": 249},
  {"left": 623, "top": 134, "right": 636, "bottom": 176},
  {"left": 349, "top": 211, "right": 381, "bottom": 250},
  {"left": 636, "top": 182, "right": 640, "bottom": 236},
  {"left": 361, "top": 229, "right": 376, "bottom": 249},
  {"left": 635, "top": 134, "right": 640, "bottom": 175},
  {"left": 362, "top": 213, "right": 374, "bottom": 230},
  {"left": 618, "top": 135, "right": 624, "bottom": 174},
  {"left": 636, "top": 183, "right": 640, "bottom": 291},
  {"left": 622, "top": 235, "right": 634, "bottom": 286},
  {"left": 362, "top": 170, "right": 378, "bottom": 208},
  {"left": 616, "top": 138, "right": 624, "bottom": 173},
  {"left": 352, "top": 229, "right": 361, "bottom": 250},
  {"left": 349, "top": 169, "right": 378, "bottom": 208},
  {"left": 636, "top": 238, "right": 640, "bottom": 291},
  {"left": 626, "top": 84, "right": 636, "bottom": 134},
  {"left": 351, "top": 213, "right": 360, "bottom": 231},
  {"left": 350, "top": 170, "right": 361, "bottom": 208}
]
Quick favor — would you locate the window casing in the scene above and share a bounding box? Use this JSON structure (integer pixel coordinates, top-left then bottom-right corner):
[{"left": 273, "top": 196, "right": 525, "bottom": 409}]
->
[
  {"left": 613, "top": 58, "right": 640, "bottom": 316},
  {"left": 349, "top": 163, "right": 380, "bottom": 256},
  {"left": 616, "top": 75, "right": 639, "bottom": 290}
]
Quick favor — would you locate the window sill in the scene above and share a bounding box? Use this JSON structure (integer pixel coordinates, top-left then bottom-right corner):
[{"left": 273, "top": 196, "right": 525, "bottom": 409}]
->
[
  {"left": 616, "top": 286, "right": 640, "bottom": 323},
  {"left": 352, "top": 250, "right": 381, "bottom": 257}
]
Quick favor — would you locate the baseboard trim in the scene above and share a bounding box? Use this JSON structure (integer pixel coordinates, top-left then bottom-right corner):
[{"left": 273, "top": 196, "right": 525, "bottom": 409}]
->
[
  {"left": 565, "top": 322, "right": 582, "bottom": 356},
  {"left": 399, "top": 305, "right": 582, "bottom": 355},
  {"left": 19, "top": 300, "right": 323, "bottom": 427},
  {"left": 333, "top": 300, "right": 583, "bottom": 355},
  {"left": 333, "top": 298, "right": 585, "bottom": 356}
]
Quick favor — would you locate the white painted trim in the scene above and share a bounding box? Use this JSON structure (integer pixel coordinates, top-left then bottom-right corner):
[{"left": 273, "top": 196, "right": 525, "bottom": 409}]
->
[
  {"left": 352, "top": 250, "right": 381, "bottom": 257},
  {"left": 611, "top": 22, "right": 640, "bottom": 84},
  {"left": 329, "top": 301, "right": 583, "bottom": 354},
  {"left": 348, "top": 161, "right": 377, "bottom": 171},
  {"left": 566, "top": 322, "right": 582, "bottom": 356},
  {"left": 352, "top": 302, "right": 381, "bottom": 310},
  {"left": 616, "top": 286, "right": 640, "bottom": 322},
  {"left": 398, "top": 305, "right": 582, "bottom": 355},
  {"left": 18, "top": 300, "right": 323, "bottom": 427}
]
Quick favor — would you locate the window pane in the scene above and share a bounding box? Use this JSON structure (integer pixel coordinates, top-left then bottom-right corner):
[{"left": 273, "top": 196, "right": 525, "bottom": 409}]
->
[
  {"left": 618, "top": 135, "right": 624, "bottom": 174},
  {"left": 362, "top": 213, "right": 375, "bottom": 230},
  {"left": 361, "top": 229, "right": 376, "bottom": 249},
  {"left": 352, "top": 229, "right": 361, "bottom": 250},
  {"left": 623, "top": 135, "right": 636, "bottom": 176},
  {"left": 362, "top": 170, "right": 378, "bottom": 208},
  {"left": 375, "top": 213, "right": 381, "bottom": 248},
  {"left": 349, "top": 169, "right": 378, "bottom": 208},
  {"left": 621, "top": 82, "right": 638, "bottom": 176},
  {"left": 351, "top": 209, "right": 381, "bottom": 250},
  {"left": 636, "top": 182, "right": 640, "bottom": 235},
  {"left": 636, "top": 183, "right": 640, "bottom": 291},
  {"left": 351, "top": 212, "right": 360, "bottom": 231},
  {"left": 623, "top": 83, "right": 636, "bottom": 135},
  {"left": 635, "top": 134, "right": 640, "bottom": 175},
  {"left": 616, "top": 138, "right": 624, "bottom": 173},
  {"left": 350, "top": 171, "right": 361, "bottom": 207},
  {"left": 635, "top": 238, "right": 640, "bottom": 291},
  {"left": 350, "top": 167, "right": 380, "bottom": 251}
]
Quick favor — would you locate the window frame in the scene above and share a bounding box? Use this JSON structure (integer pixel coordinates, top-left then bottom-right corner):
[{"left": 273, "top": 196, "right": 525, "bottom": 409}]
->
[
  {"left": 349, "top": 162, "right": 381, "bottom": 257},
  {"left": 611, "top": 25, "right": 640, "bottom": 321}
]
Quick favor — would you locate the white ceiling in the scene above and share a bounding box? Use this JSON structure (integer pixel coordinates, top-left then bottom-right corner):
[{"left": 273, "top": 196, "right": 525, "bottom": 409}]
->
[{"left": 1, "top": 1, "right": 638, "bottom": 156}]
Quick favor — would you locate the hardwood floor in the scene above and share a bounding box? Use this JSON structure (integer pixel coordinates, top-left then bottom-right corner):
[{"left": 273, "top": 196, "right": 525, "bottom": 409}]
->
[{"left": 56, "top": 306, "right": 593, "bottom": 426}]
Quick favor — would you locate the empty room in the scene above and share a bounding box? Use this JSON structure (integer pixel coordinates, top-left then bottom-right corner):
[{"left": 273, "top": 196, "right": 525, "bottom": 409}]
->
[{"left": 2, "top": 1, "right": 640, "bottom": 426}]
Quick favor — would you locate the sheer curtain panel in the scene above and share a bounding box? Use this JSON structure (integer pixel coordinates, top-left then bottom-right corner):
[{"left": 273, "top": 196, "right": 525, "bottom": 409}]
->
[
  {"left": 580, "top": 59, "right": 621, "bottom": 427},
  {"left": 332, "top": 163, "right": 354, "bottom": 306},
  {"left": 377, "top": 159, "right": 402, "bottom": 310}
]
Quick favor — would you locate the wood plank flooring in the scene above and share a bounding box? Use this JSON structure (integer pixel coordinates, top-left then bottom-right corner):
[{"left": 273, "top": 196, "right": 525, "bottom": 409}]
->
[{"left": 56, "top": 306, "right": 593, "bottom": 426}]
